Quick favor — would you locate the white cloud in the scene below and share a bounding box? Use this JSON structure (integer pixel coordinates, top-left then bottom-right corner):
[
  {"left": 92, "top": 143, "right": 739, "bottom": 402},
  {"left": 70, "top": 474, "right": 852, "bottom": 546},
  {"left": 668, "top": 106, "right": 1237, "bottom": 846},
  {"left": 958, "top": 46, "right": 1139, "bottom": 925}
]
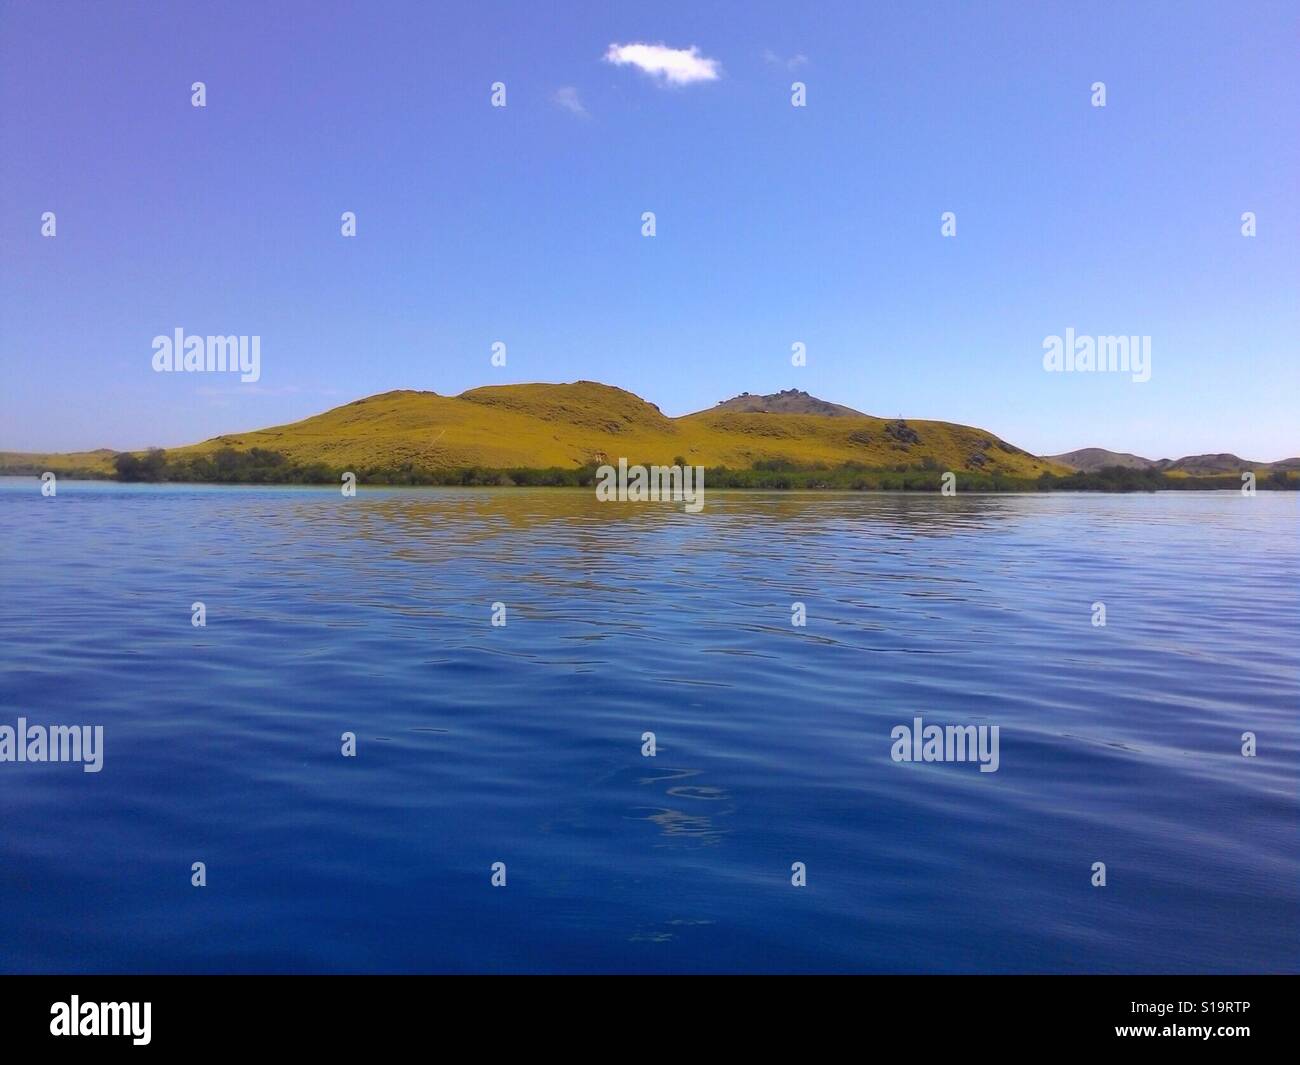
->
[
  {"left": 553, "top": 86, "right": 588, "bottom": 117},
  {"left": 603, "top": 42, "right": 721, "bottom": 86}
]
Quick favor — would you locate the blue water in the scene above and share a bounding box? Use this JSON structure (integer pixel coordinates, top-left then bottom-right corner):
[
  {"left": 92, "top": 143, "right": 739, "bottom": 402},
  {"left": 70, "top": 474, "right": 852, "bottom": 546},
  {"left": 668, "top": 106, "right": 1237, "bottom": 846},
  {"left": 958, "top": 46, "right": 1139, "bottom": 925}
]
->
[{"left": 1, "top": 479, "right": 1296, "bottom": 973}]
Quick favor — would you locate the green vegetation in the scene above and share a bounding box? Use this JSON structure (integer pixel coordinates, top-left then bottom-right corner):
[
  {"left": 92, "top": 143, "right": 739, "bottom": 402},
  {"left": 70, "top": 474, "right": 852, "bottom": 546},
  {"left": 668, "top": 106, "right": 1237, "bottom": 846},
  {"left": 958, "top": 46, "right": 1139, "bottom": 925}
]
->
[
  {"left": 115, "top": 446, "right": 598, "bottom": 486},
  {"left": 112, "top": 383, "right": 1073, "bottom": 480},
  {"left": 103, "top": 448, "right": 1298, "bottom": 492},
  {"left": 4, "top": 383, "right": 1294, "bottom": 492}
]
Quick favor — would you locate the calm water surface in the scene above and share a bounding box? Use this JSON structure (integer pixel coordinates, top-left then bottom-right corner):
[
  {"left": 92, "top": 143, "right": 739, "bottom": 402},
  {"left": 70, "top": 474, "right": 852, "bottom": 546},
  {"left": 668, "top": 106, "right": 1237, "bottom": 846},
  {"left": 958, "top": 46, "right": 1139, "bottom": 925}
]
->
[{"left": 1, "top": 481, "right": 1296, "bottom": 972}]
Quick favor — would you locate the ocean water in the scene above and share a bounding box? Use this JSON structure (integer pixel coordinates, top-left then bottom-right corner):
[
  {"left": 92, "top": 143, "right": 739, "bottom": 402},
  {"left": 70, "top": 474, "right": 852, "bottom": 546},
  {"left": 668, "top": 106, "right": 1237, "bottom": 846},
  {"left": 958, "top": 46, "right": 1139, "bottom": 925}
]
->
[{"left": 0, "top": 479, "right": 1296, "bottom": 974}]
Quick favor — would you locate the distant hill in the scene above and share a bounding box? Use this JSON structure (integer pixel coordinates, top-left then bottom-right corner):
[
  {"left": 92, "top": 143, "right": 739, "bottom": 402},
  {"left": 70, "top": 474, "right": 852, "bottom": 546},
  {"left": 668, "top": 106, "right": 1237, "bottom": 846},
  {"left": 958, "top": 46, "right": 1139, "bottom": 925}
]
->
[
  {"left": 1165, "top": 453, "right": 1295, "bottom": 476},
  {"left": 0, "top": 447, "right": 117, "bottom": 477},
  {"left": 1, "top": 382, "right": 1063, "bottom": 479},
  {"left": 1045, "top": 448, "right": 1163, "bottom": 472},
  {"left": 1048, "top": 447, "right": 1299, "bottom": 476},
  {"left": 700, "top": 389, "right": 866, "bottom": 418}
]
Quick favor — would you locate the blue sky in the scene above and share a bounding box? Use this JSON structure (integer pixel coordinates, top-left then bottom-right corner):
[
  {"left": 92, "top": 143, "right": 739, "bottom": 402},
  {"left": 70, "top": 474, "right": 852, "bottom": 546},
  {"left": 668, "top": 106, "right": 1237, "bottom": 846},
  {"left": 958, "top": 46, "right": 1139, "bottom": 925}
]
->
[{"left": 2, "top": 0, "right": 1297, "bottom": 459}]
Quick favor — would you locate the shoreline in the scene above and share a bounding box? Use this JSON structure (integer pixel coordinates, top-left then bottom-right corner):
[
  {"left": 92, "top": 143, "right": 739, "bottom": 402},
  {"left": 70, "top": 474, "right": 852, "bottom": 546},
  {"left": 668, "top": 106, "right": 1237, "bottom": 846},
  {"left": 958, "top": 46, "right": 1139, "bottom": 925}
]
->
[{"left": 2, "top": 473, "right": 1294, "bottom": 494}]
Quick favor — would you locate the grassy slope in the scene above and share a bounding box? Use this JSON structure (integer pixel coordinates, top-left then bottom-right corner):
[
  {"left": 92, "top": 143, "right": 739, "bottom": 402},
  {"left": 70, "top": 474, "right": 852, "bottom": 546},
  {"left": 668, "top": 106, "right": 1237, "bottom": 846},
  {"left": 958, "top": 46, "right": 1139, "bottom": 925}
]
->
[
  {"left": 0, "top": 381, "right": 1077, "bottom": 478},
  {"left": 10, "top": 384, "right": 1294, "bottom": 483},
  {"left": 0, "top": 448, "right": 117, "bottom": 476}
]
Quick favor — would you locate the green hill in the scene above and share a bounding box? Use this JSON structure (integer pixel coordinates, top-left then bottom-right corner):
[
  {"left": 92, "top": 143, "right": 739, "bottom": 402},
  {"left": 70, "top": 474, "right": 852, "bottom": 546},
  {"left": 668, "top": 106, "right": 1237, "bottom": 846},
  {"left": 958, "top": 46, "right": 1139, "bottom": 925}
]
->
[
  {"left": 12, "top": 384, "right": 1300, "bottom": 488},
  {"left": 114, "top": 382, "right": 1066, "bottom": 478},
  {"left": 9, "top": 383, "right": 1293, "bottom": 488}
]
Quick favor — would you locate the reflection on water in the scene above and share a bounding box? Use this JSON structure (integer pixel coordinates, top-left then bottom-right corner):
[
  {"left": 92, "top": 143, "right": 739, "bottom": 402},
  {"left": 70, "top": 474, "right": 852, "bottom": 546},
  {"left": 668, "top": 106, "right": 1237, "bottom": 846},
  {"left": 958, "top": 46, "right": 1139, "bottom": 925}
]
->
[{"left": 0, "top": 481, "right": 1297, "bottom": 972}]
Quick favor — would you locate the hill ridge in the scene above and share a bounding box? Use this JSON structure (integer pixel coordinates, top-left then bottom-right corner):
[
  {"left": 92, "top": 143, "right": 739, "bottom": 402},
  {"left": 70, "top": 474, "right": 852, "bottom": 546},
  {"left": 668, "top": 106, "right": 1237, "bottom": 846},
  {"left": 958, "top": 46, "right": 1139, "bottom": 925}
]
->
[
  {"left": 3, "top": 381, "right": 1059, "bottom": 478},
  {"left": 1048, "top": 447, "right": 1300, "bottom": 475},
  {"left": 6, "top": 381, "right": 1295, "bottom": 480}
]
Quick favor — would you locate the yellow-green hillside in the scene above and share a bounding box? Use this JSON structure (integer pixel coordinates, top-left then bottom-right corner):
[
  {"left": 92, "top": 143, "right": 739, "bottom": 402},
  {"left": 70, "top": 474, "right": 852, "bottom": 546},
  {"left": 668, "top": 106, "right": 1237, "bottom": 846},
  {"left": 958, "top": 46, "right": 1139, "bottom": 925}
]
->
[
  {"left": 0, "top": 448, "right": 117, "bottom": 476},
  {"left": 148, "top": 382, "right": 1064, "bottom": 477}
]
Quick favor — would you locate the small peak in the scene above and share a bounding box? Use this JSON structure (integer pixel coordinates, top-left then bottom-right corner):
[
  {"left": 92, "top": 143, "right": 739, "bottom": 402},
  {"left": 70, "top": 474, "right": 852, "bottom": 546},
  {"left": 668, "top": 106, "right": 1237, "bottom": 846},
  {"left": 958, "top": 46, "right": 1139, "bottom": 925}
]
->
[{"left": 703, "top": 389, "right": 868, "bottom": 418}]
